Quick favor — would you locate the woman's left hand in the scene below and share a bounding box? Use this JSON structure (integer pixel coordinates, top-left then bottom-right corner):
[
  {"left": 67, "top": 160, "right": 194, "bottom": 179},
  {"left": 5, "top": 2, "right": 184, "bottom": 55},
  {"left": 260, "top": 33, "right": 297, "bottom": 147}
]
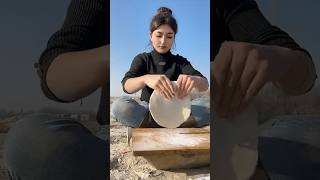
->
[{"left": 176, "top": 74, "right": 196, "bottom": 99}]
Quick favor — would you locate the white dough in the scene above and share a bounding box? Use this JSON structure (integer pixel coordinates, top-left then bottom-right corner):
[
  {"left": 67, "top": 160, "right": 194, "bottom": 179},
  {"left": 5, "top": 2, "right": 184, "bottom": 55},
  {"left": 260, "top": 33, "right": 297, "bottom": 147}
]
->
[
  {"left": 213, "top": 103, "right": 259, "bottom": 180},
  {"left": 149, "top": 81, "right": 191, "bottom": 128}
]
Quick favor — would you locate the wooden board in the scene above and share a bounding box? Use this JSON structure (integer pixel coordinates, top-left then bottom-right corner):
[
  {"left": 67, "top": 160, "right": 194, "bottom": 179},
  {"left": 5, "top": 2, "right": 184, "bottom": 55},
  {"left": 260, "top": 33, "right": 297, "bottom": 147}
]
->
[{"left": 132, "top": 128, "right": 210, "bottom": 156}]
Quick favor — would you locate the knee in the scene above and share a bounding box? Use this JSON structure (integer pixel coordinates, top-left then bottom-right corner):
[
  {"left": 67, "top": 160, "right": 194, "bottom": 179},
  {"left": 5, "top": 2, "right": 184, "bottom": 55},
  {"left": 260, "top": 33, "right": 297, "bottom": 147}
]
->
[
  {"left": 111, "top": 96, "right": 148, "bottom": 127},
  {"left": 260, "top": 115, "right": 320, "bottom": 148},
  {"left": 3, "top": 113, "right": 106, "bottom": 179},
  {"left": 191, "top": 105, "right": 210, "bottom": 118},
  {"left": 111, "top": 96, "right": 137, "bottom": 117},
  {"left": 3, "top": 114, "right": 82, "bottom": 170},
  {"left": 4, "top": 113, "right": 55, "bottom": 146},
  {"left": 3, "top": 114, "right": 47, "bottom": 169},
  {"left": 191, "top": 97, "right": 210, "bottom": 107},
  {"left": 190, "top": 106, "right": 210, "bottom": 127}
]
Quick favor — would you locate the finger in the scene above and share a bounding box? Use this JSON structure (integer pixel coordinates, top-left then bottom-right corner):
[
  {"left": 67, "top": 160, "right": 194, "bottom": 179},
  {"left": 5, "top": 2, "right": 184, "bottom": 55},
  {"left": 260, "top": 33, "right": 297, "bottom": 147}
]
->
[
  {"left": 229, "top": 50, "right": 259, "bottom": 115},
  {"left": 212, "top": 42, "right": 233, "bottom": 107},
  {"left": 212, "top": 42, "right": 233, "bottom": 117},
  {"left": 163, "top": 77, "right": 175, "bottom": 97},
  {"left": 229, "top": 63, "right": 256, "bottom": 116},
  {"left": 179, "top": 76, "right": 188, "bottom": 98},
  {"left": 154, "top": 86, "right": 168, "bottom": 100},
  {"left": 159, "top": 77, "right": 174, "bottom": 99},
  {"left": 186, "top": 80, "right": 195, "bottom": 96},
  {"left": 181, "top": 77, "right": 191, "bottom": 98},
  {"left": 220, "top": 51, "right": 247, "bottom": 118},
  {"left": 176, "top": 76, "right": 182, "bottom": 97},
  {"left": 172, "top": 81, "right": 177, "bottom": 93},
  {"left": 159, "top": 91, "right": 170, "bottom": 101},
  {"left": 240, "top": 69, "right": 267, "bottom": 112},
  {"left": 219, "top": 73, "right": 234, "bottom": 118},
  {"left": 156, "top": 82, "right": 172, "bottom": 100},
  {"left": 176, "top": 75, "right": 184, "bottom": 98}
]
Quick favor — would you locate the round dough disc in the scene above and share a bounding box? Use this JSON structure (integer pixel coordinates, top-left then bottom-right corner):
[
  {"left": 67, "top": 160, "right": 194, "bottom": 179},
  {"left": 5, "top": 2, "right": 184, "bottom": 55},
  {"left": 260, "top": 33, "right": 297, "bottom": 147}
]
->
[
  {"left": 149, "top": 85, "right": 191, "bottom": 128},
  {"left": 213, "top": 104, "right": 259, "bottom": 180}
]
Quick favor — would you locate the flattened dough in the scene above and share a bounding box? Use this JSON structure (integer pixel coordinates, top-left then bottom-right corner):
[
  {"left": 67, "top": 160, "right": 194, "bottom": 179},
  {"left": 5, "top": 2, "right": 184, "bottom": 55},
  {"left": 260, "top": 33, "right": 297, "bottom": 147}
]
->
[
  {"left": 213, "top": 104, "right": 259, "bottom": 180},
  {"left": 149, "top": 82, "right": 191, "bottom": 128}
]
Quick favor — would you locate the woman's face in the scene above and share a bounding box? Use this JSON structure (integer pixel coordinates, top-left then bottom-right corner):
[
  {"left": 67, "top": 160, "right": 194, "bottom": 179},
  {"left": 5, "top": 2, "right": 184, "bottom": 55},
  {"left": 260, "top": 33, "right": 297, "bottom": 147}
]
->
[{"left": 150, "top": 24, "right": 175, "bottom": 54}]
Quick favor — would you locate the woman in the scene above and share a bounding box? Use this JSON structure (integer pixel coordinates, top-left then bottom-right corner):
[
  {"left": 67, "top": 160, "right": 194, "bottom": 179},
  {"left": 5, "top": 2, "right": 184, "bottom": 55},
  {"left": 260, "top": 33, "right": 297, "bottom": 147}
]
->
[{"left": 111, "top": 7, "right": 210, "bottom": 128}]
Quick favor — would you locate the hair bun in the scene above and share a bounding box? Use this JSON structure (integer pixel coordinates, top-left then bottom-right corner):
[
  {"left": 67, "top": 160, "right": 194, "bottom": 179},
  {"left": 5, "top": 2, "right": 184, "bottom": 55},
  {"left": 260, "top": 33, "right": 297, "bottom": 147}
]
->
[{"left": 157, "top": 7, "right": 172, "bottom": 15}]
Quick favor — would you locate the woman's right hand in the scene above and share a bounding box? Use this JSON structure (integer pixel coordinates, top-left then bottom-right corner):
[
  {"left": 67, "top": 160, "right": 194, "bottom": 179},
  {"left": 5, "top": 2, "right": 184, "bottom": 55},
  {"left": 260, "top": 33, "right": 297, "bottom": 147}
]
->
[{"left": 143, "top": 74, "right": 175, "bottom": 100}]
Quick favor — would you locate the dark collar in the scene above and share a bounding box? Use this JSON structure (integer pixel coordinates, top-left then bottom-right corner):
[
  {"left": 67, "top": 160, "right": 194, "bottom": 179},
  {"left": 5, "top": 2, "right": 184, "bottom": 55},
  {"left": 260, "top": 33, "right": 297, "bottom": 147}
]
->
[{"left": 150, "top": 49, "right": 173, "bottom": 62}]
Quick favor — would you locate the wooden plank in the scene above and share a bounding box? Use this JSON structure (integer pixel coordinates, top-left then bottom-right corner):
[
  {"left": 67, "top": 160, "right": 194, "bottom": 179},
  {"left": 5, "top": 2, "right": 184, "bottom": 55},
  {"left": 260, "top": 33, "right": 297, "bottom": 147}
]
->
[
  {"left": 132, "top": 128, "right": 210, "bottom": 156},
  {"left": 141, "top": 152, "right": 210, "bottom": 170}
]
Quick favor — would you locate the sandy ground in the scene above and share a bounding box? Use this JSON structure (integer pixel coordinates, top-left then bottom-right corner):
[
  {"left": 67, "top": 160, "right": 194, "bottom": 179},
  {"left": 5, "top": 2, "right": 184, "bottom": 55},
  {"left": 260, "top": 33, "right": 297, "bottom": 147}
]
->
[{"left": 110, "top": 117, "right": 210, "bottom": 180}]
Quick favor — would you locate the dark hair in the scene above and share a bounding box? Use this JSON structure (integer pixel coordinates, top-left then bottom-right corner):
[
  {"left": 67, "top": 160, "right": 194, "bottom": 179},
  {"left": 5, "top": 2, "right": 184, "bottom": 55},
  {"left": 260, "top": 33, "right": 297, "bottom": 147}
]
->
[{"left": 150, "top": 7, "right": 178, "bottom": 34}]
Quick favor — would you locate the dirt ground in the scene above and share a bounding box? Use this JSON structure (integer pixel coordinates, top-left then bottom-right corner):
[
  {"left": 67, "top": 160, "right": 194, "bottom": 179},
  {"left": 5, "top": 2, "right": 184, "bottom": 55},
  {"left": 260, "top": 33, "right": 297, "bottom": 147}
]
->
[{"left": 110, "top": 118, "right": 210, "bottom": 180}]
